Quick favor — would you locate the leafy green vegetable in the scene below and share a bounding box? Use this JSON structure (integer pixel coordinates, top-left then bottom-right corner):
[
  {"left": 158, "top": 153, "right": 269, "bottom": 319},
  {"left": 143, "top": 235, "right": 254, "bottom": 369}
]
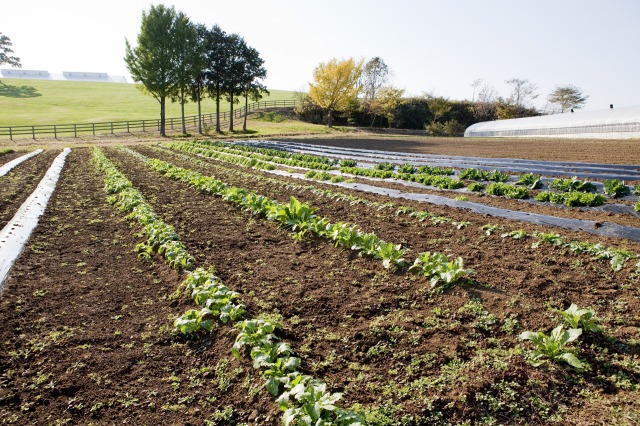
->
[
  {"left": 481, "top": 224, "right": 504, "bottom": 235},
  {"left": 501, "top": 230, "right": 528, "bottom": 239},
  {"left": 467, "top": 182, "right": 485, "bottom": 192},
  {"left": 555, "top": 304, "right": 603, "bottom": 333},
  {"left": 603, "top": 179, "right": 630, "bottom": 198},
  {"left": 515, "top": 173, "right": 542, "bottom": 189},
  {"left": 486, "top": 182, "right": 529, "bottom": 199},
  {"left": 548, "top": 177, "right": 596, "bottom": 193},
  {"left": 535, "top": 190, "right": 605, "bottom": 207},
  {"left": 519, "top": 325, "right": 585, "bottom": 370},
  {"left": 409, "top": 252, "right": 474, "bottom": 292}
]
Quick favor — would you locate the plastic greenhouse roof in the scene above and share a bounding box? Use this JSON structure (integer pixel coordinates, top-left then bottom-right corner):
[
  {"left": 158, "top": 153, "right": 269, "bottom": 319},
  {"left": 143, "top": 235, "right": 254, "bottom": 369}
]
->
[{"left": 464, "top": 105, "right": 640, "bottom": 138}]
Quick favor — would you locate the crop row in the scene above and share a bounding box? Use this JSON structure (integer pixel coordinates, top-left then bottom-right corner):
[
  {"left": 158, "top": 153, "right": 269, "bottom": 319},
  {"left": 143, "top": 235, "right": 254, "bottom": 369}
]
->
[
  {"left": 170, "top": 141, "right": 632, "bottom": 210},
  {"left": 94, "top": 147, "right": 366, "bottom": 425},
  {"left": 156, "top": 144, "right": 640, "bottom": 272},
  {"left": 197, "top": 140, "right": 337, "bottom": 166},
  {"left": 123, "top": 147, "right": 475, "bottom": 292},
  {"left": 205, "top": 142, "right": 640, "bottom": 209},
  {"left": 128, "top": 145, "right": 640, "bottom": 420},
  {"left": 188, "top": 140, "right": 337, "bottom": 170}
]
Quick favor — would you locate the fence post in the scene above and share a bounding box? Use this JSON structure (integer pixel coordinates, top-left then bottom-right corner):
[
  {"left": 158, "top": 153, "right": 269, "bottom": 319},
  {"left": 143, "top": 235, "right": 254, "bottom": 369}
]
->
[
  {"left": 9, "top": 127, "right": 12, "bottom": 141},
  {"left": 142, "top": 121, "right": 145, "bottom": 132},
  {"left": 32, "top": 126, "right": 35, "bottom": 140},
  {"left": 54, "top": 125, "right": 57, "bottom": 139},
  {"left": 92, "top": 123, "right": 95, "bottom": 135},
  {"left": 74, "top": 124, "right": 77, "bottom": 138},
  {"left": 127, "top": 121, "right": 130, "bottom": 133},
  {"left": 111, "top": 122, "right": 114, "bottom": 134}
]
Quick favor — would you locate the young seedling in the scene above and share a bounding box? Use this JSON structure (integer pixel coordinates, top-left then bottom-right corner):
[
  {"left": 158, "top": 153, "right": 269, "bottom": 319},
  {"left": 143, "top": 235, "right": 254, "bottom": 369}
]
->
[
  {"left": 519, "top": 325, "right": 585, "bottom": 370},
  {"left": 555, "top": 304, "right": 603, "bottom": 333}
]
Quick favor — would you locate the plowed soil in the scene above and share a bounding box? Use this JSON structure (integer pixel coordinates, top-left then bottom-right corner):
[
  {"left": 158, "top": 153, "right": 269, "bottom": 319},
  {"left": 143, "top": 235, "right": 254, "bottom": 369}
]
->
[{"left": 0, "top": 141, "right": 639, "bottom": 425}]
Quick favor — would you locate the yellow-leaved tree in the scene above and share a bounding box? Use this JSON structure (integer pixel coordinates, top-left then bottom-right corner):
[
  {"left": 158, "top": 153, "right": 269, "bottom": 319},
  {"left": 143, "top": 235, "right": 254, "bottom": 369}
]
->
[{"left": 308, "top": 57, "right": 363, "bottom": 127}]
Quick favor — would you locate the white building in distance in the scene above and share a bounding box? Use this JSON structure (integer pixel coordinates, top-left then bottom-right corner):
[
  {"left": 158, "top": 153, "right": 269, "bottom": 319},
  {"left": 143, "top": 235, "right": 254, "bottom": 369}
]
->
[{"left": 465, "top": 106, "right": 640, "bottom": 139}]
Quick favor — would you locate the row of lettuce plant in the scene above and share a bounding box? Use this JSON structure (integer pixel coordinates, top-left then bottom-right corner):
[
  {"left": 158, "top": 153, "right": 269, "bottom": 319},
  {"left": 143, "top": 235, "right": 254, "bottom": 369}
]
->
[
  {"left": 126, "top": 147, "right": 474, "bottom": 288},
  {"left": 94, "top": 147, "right": 365, "bottom": 425},
  {"left": 339, "top": 166, "right": 465, "bottom": 190},
  {"left": 93, "top": 148, "right": 195, "bottom": 270},
  {"left": 202, "top": 142, "right": 639, "bottom": 201},
  {"left": 187, "top": 140, "right": 337, "bottom": 170},
  {"left": 164, "top": 141, "right": 279, "bottom": 171},
  {"left": 167, "top": 141, "right": 633, "bottom": 210},
  {"left": 154, "top": 145, "right": 397, "bottom": 212},
  {"left": 499, "top": 229, "right": 638, "bottom": 271},
  {"left": 158, "top": 144, "right": 639, "bottom": 273},
  {"left": 198, "top": 140, "right": 337, "bottom": 166}
]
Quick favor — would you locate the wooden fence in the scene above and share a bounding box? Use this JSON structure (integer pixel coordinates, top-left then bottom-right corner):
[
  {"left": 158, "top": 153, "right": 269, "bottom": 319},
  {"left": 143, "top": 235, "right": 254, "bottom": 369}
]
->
[{"left": 0, "top": 99, "right": 298, "bottom": 140}]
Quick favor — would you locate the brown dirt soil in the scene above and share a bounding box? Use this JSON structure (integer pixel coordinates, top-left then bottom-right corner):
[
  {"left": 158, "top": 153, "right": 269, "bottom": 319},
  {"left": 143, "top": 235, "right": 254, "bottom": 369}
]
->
[
  {"left": 111, "top": 145, "right": 640, "bottom": 424},
  {"left": 0, "top": 138, "right": 639, "bottom": 425},
  {"left": 0, "top": 149, "right": 278, "bottom": 425}
]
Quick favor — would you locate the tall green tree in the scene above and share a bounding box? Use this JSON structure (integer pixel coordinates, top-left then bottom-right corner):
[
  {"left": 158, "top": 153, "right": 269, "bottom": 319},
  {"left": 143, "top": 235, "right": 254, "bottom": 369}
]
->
[
  {"left": 190, "top": 24, "right": 209, "bottom": 135},
  {"left": 308, "top": 57, "right": 363, "bottom": 127},
  {"left": 203, "top": 25, "right": 229, "bottom": 133},
  {"left": 223, "top": 33, "right": 248, "bottom": 132},
  {"left": 171, "top": 13, "right": 202, "bottom": 134},
  {"left": 240, "top": 45, "right": 268, "bottom": 132},
  {"left": 548, "top": 85, "right": 589, "bottom": 113},
  {"left": 125, "top": 4, "right": 179, "bottom": 136}
]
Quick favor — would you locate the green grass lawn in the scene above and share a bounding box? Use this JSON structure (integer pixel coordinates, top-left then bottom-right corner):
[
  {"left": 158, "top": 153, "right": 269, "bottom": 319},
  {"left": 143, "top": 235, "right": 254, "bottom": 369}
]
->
[{"left": 0, "top": 79, "right": 296, "bottom": 126}]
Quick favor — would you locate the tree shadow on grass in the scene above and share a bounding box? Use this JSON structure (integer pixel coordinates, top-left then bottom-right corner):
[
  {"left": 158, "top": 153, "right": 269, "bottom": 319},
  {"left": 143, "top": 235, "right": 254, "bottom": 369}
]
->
[{"left": 0, "top": 82, "right": 42, "bottom": 98}]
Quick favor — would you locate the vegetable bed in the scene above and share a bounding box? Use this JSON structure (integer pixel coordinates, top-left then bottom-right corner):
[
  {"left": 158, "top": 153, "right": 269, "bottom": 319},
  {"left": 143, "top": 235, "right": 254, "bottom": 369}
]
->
[{"left": 0, "top": 145, "right": 639, "bottom": 425}]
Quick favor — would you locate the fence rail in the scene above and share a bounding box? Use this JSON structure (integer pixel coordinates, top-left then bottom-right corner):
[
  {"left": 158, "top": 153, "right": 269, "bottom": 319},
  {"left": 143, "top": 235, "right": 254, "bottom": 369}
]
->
[{"left": 0, "top": 99, "right": 298, "bottom": 140}]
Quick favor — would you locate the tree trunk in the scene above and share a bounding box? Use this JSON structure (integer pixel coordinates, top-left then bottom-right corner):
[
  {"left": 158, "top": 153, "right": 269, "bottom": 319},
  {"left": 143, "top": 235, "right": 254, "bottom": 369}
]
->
[
  {"left": 229, "top": 92, "right": 234, "bottom": 132},
  {"left": 197, "top": 94, "right": 202, "bottom": 135},
  {"left": 215, "top": 83, "right": 221, "bottom": 133},
  {"left": 180, "top": 88, "right": 187, "bottom": 135},
  {"left": 160, "top": 96, "right": 166, "bottom": 137},
  {"left": 327, "top": 109, "right": 333, "bottom": 128},
  {"left": 243, "top": 92, "right": 249, "bottom": 132}
]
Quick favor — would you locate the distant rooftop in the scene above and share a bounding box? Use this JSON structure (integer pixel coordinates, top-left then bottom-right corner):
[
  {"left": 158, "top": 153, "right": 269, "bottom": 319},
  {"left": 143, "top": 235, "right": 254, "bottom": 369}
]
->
[
  {"left": 465, "top": 105, "right": 640, "bottom": 139},
  {"left": 0, "top": 69, "right": 127, "bottom": 83}
]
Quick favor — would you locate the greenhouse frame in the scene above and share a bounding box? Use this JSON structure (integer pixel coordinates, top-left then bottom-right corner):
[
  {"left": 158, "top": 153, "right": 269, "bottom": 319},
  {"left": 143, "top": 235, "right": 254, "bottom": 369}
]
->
[{"left": 464, "top": 105, "right": 640, "bottom": 139}]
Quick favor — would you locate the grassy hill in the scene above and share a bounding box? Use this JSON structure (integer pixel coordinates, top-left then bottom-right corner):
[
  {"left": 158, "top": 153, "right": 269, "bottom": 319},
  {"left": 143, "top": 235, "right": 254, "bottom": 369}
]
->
[{"left": 0, "top": 79, "right": 297, "bottom": 126}]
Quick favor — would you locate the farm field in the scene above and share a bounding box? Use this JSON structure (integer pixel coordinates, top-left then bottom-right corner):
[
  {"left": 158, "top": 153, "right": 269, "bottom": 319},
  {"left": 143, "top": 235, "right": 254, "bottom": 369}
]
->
[{"left": 0, "top": 138, "right": 639, "bottom": 425}]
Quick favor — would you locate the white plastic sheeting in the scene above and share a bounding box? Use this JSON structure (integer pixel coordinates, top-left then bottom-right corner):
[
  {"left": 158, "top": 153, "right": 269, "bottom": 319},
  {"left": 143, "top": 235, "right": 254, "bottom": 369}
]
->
[
  {"left": 0, "top": 148, "right": 71, "bottom": 288},
  {"left": 0, "top": 149, "right": 43, "bottom": 177},
  {"left": 465, "top": 106, "right": 640, "bottom": 139}
]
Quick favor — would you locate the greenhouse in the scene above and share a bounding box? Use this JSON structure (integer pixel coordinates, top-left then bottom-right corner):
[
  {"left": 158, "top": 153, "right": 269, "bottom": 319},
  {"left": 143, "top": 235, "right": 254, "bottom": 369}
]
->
[{"left": 464, "top": 105, "right": 640, "bottom": 139}]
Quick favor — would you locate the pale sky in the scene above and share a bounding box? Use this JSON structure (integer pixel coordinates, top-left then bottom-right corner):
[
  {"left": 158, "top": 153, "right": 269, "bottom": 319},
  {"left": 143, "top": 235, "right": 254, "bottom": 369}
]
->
[{"left": 2, "top": 0, "right": 639, "bottom": 111}]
